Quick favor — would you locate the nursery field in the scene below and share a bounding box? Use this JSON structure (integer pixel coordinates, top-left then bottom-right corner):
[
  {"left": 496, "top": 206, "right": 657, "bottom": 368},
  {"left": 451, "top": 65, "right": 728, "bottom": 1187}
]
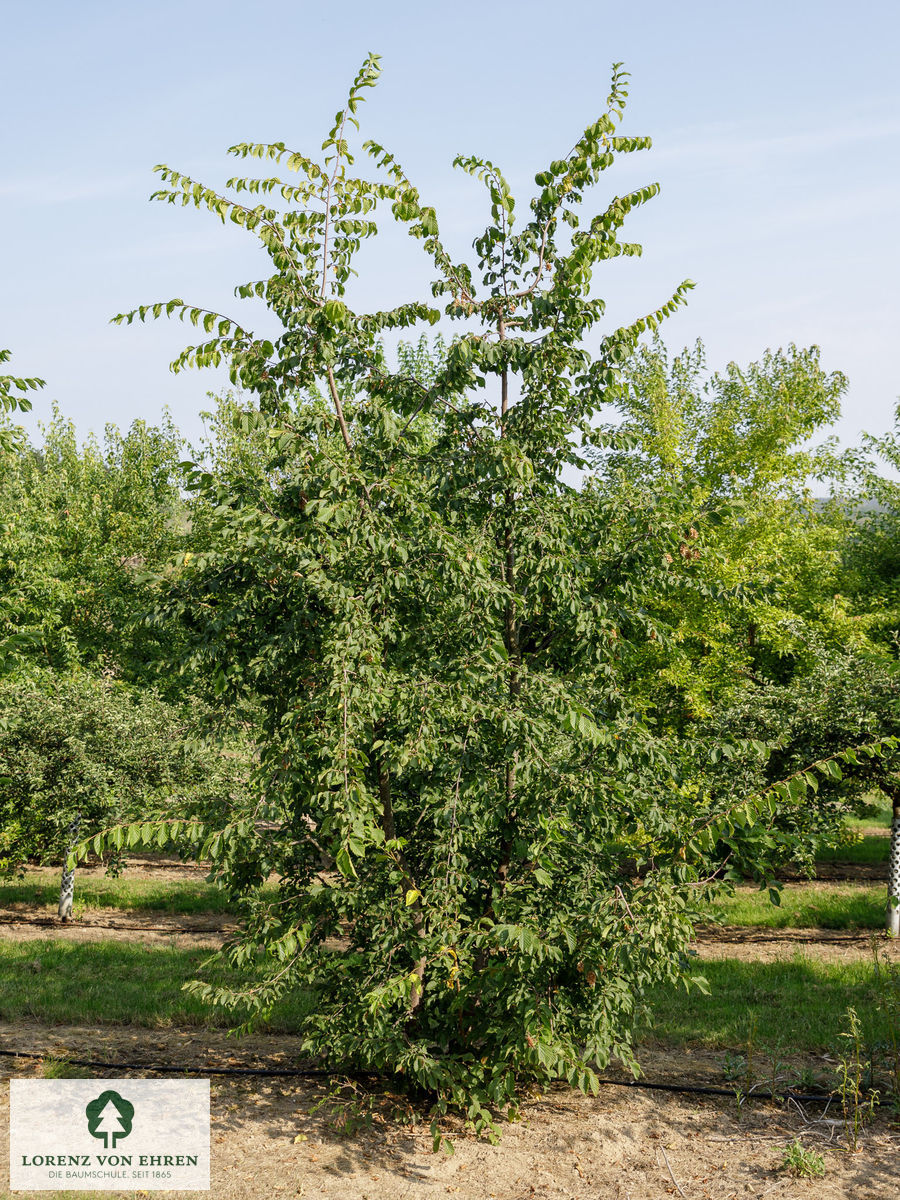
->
[
  {"left": 2, "top": 818, "right": 899, "bottom": 1200},
  {"left": 7, "top": 32, "right": 900, "bottom": 1199}
]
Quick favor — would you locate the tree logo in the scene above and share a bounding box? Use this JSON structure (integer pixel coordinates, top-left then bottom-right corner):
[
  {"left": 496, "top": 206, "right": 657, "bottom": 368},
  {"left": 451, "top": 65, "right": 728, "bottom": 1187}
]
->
[{"left": 85, "top": 1090, "right": 134, "bottom": 1148}]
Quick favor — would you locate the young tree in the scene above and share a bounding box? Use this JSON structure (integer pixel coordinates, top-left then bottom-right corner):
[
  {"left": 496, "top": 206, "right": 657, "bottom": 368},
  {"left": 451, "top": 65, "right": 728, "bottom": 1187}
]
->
[{"left": 95, "top": 57, "right": 738, "bottom": 1133}]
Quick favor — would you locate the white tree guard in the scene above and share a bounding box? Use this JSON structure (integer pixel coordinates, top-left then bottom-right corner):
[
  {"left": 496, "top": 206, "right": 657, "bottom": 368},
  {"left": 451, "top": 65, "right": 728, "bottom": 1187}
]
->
[
  {"left": 57, "top": 813, "right": 81, "bottom": 922},
  {"left": 888, "top": 814, "right": 900, "bottom": 938}
]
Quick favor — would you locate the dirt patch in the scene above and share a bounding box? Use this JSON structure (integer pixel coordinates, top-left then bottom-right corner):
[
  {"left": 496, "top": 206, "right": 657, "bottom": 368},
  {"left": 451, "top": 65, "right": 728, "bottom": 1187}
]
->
[
  {"left": 693, "top": 926, "right": 900, "bottom": 964},
  {"left": 4, "top": 904, "right": 897, "bottom": 964},
  {"left": 16, "top": 856, "right": 212, "bottom": 883},
  {"left": 0, "top": 907, "right": 234, "bottom": 947},
  {"left": 1, "top": 1024, "right": 898, "bottom": 1199},
  {"left": 778, "top": 862, "right": 888, "bottom": 882}
]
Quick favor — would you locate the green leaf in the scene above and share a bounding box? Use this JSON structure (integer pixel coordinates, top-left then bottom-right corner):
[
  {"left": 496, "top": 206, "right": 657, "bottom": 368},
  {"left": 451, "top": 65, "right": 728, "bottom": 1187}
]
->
[{"left": 335, "top": 847, "right": 357, "bottom": 879}]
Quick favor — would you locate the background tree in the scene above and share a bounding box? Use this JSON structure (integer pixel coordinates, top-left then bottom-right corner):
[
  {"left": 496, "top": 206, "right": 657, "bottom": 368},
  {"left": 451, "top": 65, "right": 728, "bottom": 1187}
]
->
[
  {"left": 0, "top": 669, "right": 251, "bottom": 881},
  {"left": 587, "top": 338, "right": 859, "bottom": 726},
  {"left": 0, "top": 348, "right": 41, "bottom": 455},
  {"left": 831, "top": 407, "right": 900, "bottom": 932},
  {"left": 1, "top": 348, "right": 44, "bottom": 674},
  {"left": 0, "top": 409, "right": 191, "bottom": 690}
]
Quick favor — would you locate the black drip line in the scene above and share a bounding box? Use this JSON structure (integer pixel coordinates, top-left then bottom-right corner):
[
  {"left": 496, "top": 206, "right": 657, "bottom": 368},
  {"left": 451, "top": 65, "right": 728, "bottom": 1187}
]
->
[{"left": 1, "top": 1047, "right": 893, "bottom": 1106}]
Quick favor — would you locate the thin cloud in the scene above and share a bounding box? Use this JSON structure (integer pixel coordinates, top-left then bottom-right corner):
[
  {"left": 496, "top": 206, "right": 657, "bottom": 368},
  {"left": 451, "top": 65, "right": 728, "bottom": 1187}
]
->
[{"left": 652, "top": 113, "right": 900, "bottom": 167}]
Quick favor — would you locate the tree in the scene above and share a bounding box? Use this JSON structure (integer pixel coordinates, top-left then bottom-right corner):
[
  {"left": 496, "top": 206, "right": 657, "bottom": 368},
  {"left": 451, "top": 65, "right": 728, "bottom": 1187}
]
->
[
  {"left": 1, "top": 349, "right": 44, "bottom": 674},
  {"left": 0, "top": 409, "right": 191, "bottom": 689},
  {"left": 831, "top": 408, "right": 900, "bottom": 933},
  {"left": 90, "top": 57, "right": 807, "bottom": 1136},
  {"left": 0, "top": 670, "right": 251, "bottom": 890},
  {"left": 587, "top": 337, "right": 857, "bottom": 725},
  {"left": 86, "top": 1090, "right": 134, "bottom": 1149}
]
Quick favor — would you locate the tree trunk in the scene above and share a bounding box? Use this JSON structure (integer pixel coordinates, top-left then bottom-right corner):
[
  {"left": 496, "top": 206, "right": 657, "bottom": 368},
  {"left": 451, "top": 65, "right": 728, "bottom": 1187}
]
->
[
  {"left": 58, "top": 813, "right": 81, "bottom": 922},
  {"left": 888, "top": 801, "right": 900, "bottom": 938}
]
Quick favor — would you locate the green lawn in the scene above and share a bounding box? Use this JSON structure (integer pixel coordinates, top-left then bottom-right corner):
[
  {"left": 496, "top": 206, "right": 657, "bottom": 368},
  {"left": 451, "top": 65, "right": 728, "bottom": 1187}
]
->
[
  {"left": 0, "top": 876, "right": 277, "bottom": 915},
  {"left": 0, "top": 940, "right": 312, "bottom": 1030},
  {"left": 642, "top": 955, "right": 896, "bottom": 1054},
  {"left": 708, "top": 882, "right": 886, "bottom": 929},
  {"left": 816, "top": 835, "right": 890, "bottom": 865},
  {"left": 2, "top": 871, "right": 889, "bottom": 936},
  {"left": 846, "top": 796, "right": 893, "bottom": 830},
  {"left": 1, "top": 939, "right": 895, "bottom": 1061}
]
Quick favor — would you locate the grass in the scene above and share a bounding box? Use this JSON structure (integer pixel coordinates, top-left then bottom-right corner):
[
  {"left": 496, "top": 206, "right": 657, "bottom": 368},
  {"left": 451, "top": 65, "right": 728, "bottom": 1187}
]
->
[
  {"left": 1, "top": 939, "right": 894, "bottom": 1059},
  {"left": 0, "top": 940, "right": 313, "bottom": 1031},
  {"left": 800, "top": 793, "right": 893, "bottom": 866},
  {"left": 846, "top": 796, "right": 893, "bottom": 830},
  {"left": 816, "top": 835, "right": 890, "bottom": 865},
  {"left": 814, "top": 795, "right": 893, "bottom": 865},
  {"left": 0, "top": 875, "right": 277, "bottom": 915},
  {"left": 708, "top": 882, "right": 886, "bottom": 929},
  {"left": 4, "top": 853, "right": 891, "bottom": 926},
  {"left": 641, "top": 954, "right": 895, "bottom": 1052}
]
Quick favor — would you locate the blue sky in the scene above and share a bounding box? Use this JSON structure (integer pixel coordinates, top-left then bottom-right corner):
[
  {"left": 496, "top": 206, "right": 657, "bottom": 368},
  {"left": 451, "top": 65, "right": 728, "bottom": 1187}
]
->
[{"left": 3, "top": 0, "right": 899, "bottom": 453}]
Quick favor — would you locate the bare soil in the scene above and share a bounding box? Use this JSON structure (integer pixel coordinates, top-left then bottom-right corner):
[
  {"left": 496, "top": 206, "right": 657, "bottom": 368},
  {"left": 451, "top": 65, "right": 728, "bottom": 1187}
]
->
[
  {"left": 778, "top": 862, "right": 888, "bottom": 882},
  {"left": 0, "top": 908, "right": 234, "bottom": 947},
  {"left": 3, "top": 861, "right": 899, "bottom": 1197},
  {"left": 2, "top": 1024, "right": 899, "bottom": 1200},
  {"left": 4, "top": 904, "right": 899, "bottom": 964},
  {"left": 693, "top": 926, "right": 900, "bottom": 964}
]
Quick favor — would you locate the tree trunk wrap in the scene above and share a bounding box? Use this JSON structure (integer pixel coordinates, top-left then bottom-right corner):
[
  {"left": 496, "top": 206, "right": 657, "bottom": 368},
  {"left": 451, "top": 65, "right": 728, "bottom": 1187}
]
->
[
  {"left": 888, "top": 811, "right": 900, "bottom": 939},
  {"left": 58, "top": 814, "right": 82, "bottom": 922}
]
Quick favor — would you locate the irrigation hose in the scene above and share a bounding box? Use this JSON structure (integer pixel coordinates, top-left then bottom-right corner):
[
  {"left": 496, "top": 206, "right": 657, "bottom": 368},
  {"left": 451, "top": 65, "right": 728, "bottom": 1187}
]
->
[{"left": 0, "top": 1048, "right": 893, "bottom": 1106}]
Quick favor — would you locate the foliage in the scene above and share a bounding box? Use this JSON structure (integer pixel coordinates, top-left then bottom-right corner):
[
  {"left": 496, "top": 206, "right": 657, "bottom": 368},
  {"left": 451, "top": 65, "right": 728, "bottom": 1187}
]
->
[
  {"left": 85, "top": 56, "right": 725, "bottom": 1134},
  {"left": 0, "top": 408, "right": 191, "bottom": 687},
  {"left": 588, "top": 338, "right": 857, "bottom": 724},
  {"left": 837, "top": 404, "right": 900, "bottom": 648},
  {"left": 0, "top": 669, "right": 250, "bottom": 875},
  {"left": 0, "top": 347, "right": 42, "bottom": 456},
  {"left": 1, "top": 348, "right": 45, "bottom": 673},
  {"left": 693, "top": 653, "right": 900, "bottom": 877},
  {"left": 780, "top": 1139, "right": 826, "bottom": 1179},
  {"left": 837, "top": 1005, "right": 880, "bottom": 1150}
]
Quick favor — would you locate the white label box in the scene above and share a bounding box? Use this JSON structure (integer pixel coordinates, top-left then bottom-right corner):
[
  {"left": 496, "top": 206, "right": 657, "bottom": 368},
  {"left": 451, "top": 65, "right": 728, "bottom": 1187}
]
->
[{"left": 10, "top": 1079, "right": 209, "bottom": 1191}]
